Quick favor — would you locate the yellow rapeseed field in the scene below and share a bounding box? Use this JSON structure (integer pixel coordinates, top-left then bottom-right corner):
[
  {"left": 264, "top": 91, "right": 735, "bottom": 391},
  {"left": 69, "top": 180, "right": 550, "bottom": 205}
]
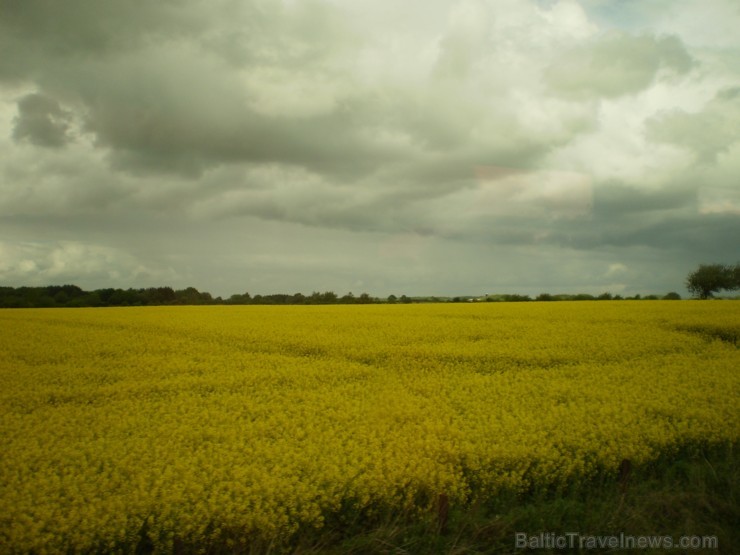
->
[{"left": 1, "top": 302, "right": 738, "bottom": 552}]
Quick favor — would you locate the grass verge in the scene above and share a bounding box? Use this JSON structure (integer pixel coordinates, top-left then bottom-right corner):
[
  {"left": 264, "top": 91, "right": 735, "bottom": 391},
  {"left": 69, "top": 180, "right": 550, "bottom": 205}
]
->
[{"left": 127, "top": 442, "right": 737, "bottom": 554}]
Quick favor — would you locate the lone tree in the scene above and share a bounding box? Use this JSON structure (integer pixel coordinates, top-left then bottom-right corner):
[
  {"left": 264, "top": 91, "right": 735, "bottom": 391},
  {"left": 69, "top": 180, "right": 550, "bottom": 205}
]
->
[{"left": 686, "top": 263, "right": 740, "bottom": 299}]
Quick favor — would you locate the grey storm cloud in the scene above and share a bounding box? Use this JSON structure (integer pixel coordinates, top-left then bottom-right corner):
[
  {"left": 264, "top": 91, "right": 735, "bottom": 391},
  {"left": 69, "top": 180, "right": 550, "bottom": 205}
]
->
[
  {"left": 593, "top": 180, "right": 697, "bottom": 217},
  {"left": 546, "top": 32, "right": 694, "bottom": 99},
  {"left": 12, "top": 93, "right": 72, "bottom": 148},
  {"left": 0, "top": 0, "right": 738, "bottom": 297},
  {"left": 1, "top": 0, "right": 593, "bottom": 179}
]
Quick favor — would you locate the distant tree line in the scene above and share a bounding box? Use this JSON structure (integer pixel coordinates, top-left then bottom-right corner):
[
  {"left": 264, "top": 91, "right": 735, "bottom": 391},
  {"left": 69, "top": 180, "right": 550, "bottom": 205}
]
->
[
  {"left": 0, "top": 285, "right": 386, "bottom": 308},
  {"left": 4, "top": 264, "right": 739, "bottom": 308},
  {"left": 470, "top": 292, "right": 684, "bottom": 302},
  {"left": 0, "top": 285, "right": 212, "bottom": 308},
  {"left": 0, "top": 284, "right": 710, "bottom": 309}
]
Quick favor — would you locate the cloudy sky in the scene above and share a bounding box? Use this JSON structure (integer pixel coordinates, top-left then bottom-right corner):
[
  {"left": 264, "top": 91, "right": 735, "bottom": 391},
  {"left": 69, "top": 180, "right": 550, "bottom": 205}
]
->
[{"left": 1, "top": 0, "right": 738, "bottom": 298}]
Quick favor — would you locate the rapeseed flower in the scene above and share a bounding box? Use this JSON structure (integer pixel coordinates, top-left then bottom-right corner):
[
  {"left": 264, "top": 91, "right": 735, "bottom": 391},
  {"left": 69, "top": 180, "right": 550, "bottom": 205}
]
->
[{"left": 0, "top": 302, "right": 738, "bottom": 552}]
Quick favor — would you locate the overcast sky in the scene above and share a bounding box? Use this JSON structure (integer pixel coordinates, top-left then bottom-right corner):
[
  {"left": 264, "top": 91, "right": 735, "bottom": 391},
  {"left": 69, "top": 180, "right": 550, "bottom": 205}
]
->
[{"left": 1, "top": 0, "right": 738, "bottom": 298}]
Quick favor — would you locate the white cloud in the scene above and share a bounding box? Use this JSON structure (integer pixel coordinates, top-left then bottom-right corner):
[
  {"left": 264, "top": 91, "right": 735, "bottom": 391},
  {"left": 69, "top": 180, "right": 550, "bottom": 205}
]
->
[
  {"left": 697, "top": 187, "right": 740, "bottom": 215},
  {"left": 653, "top": 0, "right": 740, "bottom": 49},
  {"left": 0, "top": 0, "right": 737, "bottom": 296},
  {"left": 646, "top": 86, "right": 740, "bottom": 163},
  {"left": 540, "top": 0, "right": 597, "bottom": 41},
  {"left": 606, "top": 263, "right": 628, "bottom": 277},
  {"left": 0, "top": 241, "right": 171, "bottom": 287},
  {"left": 240, "top": 67, "right": 350, "bottom": 118}
]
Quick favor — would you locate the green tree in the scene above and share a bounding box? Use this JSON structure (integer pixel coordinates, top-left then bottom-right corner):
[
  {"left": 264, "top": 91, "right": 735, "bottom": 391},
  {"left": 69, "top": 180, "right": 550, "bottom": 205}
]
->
[
  {"left": 686, "top": 263, "right": 738, "bottom": 299},
  {"left": 227, "top": 292, "right": 251, "bottom": 304},
  {"left": 145, "top": 286, "right": 176, "bottom": 304},
  {"left": 108, "top": 289, "right": 139, "bottom": 306},
  {"left": 320, "top": 291, "right": 338, "bottom": 304},
  {"left": 53, "top": 291, "right": 70, "bottom": 305}
]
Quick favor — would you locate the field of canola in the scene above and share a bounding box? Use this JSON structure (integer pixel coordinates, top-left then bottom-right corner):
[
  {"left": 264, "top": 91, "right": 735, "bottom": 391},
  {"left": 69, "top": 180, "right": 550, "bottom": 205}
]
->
[{"left": 1, "top": 301, "right": 739, "bottom": 552}]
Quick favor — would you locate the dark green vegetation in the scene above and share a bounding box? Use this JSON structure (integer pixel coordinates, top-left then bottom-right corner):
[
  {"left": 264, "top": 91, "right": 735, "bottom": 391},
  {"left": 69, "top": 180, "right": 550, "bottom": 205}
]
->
[
  {"left": 0, "top": 285, "right": 373, "bottom": 308},
  {"left": 686, "top": 263, "right": 740, "bottom": 299},
  {"left": 126, "top": 444, "right": 736, "bottom": 554},
  {"left": 3, "top": 260, "right": 738, "bottom": 307},
  {"left": 0, "top": 286, "right": 698, "bottom": 308}
]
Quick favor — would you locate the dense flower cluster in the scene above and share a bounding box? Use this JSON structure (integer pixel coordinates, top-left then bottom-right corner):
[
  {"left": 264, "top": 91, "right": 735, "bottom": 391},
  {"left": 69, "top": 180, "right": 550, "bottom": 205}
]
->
[{"left": 1, "top": 302, "right": 738, "bottom": 552}]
